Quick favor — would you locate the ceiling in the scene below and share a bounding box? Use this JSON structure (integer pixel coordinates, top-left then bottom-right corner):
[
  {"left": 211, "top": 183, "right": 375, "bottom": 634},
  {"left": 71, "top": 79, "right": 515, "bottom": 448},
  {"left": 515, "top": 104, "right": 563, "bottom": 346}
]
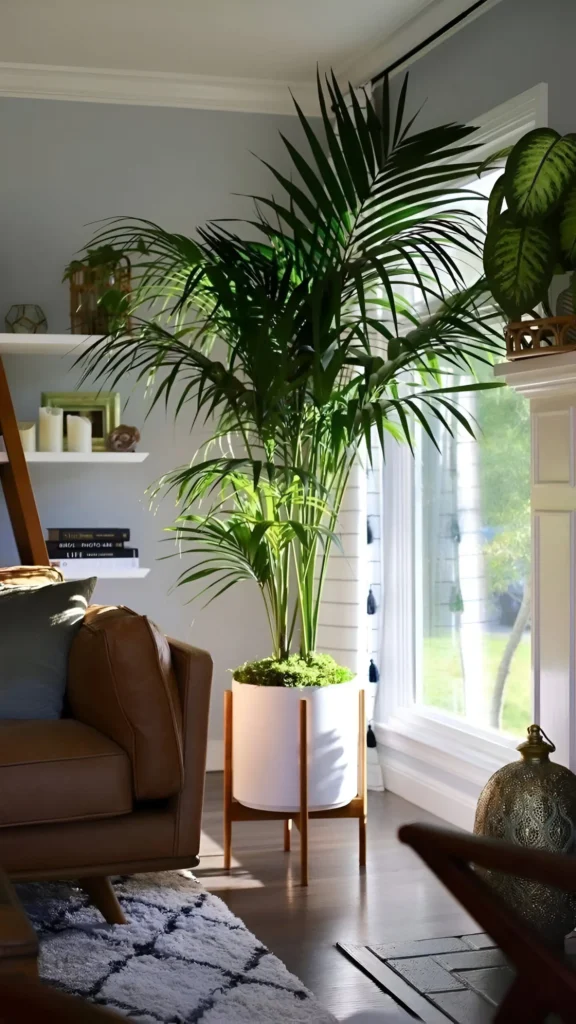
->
[{"left": 0, "top": 0, "right": 499, "bottom": 113}]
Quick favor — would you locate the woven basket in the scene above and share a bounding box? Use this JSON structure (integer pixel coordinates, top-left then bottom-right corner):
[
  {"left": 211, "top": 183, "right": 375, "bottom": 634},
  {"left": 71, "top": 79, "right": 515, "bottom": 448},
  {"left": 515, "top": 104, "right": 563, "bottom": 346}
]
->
[{"left": 69, "top": 261, "right": 131, "bottom": 335}]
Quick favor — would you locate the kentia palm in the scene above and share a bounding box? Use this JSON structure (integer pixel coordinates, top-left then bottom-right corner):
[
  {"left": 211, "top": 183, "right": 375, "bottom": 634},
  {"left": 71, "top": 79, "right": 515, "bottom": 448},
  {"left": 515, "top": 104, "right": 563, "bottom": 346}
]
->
[{"left": 77, "top": 74, "right": 503, "bottom": 810}]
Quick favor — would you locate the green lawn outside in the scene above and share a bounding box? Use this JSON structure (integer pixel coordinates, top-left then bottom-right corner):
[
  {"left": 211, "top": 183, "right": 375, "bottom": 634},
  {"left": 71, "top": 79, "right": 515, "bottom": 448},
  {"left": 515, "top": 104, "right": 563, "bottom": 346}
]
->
[{"left": 421, "top": 632, "right": 531, "bottom": 738}]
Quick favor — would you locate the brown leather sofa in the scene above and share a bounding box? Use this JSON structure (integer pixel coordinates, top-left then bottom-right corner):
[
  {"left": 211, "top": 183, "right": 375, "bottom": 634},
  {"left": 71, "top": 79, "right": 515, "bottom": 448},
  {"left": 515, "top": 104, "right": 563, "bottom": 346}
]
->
[{"left": 0, "top": 573, "right": 212, "bottom": 924}]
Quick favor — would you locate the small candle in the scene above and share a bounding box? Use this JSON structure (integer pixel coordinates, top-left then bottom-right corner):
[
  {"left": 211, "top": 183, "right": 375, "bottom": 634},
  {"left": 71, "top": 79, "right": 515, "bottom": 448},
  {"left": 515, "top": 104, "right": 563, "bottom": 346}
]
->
[
  {"left": 38, "top": 407, "right": 63, "bottom": 452},
  {"left": 18, "top": 422, "right": 36, "bottom": 452},
  {"left": 67, "top": 414, "right": 92, "bottom": 453}
]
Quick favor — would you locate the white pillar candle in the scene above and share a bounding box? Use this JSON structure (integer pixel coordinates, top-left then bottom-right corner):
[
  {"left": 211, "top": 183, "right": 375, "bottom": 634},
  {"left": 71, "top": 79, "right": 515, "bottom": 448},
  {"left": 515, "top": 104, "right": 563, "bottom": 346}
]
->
[
  {"left": 18, "top": 422, "right": 36, "bottom": 452},
  {"left": 66, "top": 414, "right": 92, "bottom": 453},
  {"left": 38, "top": 407, "right": 63, "bottom": 453}
]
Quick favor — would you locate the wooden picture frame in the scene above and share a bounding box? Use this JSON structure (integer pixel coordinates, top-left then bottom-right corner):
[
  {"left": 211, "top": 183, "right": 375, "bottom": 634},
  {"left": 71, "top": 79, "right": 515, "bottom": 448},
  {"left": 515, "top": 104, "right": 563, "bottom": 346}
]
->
[{"left": 41, "top": 392, "right": 120, "bottom": 451}]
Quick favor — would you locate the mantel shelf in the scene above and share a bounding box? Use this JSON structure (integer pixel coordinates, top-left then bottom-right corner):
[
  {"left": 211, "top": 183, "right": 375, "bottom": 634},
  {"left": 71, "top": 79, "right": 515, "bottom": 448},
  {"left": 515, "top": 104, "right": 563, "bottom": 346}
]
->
[
  {"left": 0, "top": 452, "right": 149, "bottom": 464},
  {"left": 0, "top": 333, "right": 101, "bottom": 355},
  {"left": 495, "top": 350, "right": 576, "bottom": 397}
]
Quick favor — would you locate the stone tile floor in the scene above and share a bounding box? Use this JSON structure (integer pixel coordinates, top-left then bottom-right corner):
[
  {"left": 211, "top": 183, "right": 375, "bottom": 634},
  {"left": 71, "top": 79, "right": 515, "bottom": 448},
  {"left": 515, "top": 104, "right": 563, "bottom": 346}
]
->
[{"left": 340, "top": 933, "right": 516, "bottom": 1023}]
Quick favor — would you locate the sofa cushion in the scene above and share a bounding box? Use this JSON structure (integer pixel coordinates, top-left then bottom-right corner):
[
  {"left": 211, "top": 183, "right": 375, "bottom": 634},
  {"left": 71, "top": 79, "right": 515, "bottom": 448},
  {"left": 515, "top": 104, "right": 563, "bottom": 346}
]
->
[
  {"left": 0, "top": 720, "right": 132, "bottom": 827},
  {"left": 67, "top": 605, "right": 184, "bottom": 801},
  {"left": 0, "top": 577, "right": 96, "bottom": 720},
  {"left": 0, "top": 565, "right": 64, "bottom": 588}
]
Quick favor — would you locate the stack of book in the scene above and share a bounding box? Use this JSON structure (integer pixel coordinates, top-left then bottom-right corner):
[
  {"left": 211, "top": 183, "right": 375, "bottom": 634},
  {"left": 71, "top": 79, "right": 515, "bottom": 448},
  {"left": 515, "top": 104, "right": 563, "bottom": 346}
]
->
[{"left": 47, "top": 528, "right": 139, "bottom": 571}]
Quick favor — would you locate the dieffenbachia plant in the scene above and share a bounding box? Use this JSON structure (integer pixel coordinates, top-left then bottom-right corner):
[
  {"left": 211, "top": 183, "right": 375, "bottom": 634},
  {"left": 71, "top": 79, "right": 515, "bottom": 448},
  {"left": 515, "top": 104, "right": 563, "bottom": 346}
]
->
[{"left": 483, "top": 128, "right": 576, "bottom": 319}]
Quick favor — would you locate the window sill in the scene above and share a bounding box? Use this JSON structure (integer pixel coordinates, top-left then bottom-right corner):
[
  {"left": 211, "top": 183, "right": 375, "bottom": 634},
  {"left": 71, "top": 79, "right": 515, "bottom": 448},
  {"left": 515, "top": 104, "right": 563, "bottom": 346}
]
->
[
  {"left": 376, "top": 707, "right": 515, "bottom": 785},
  {"left": 374, "top": 708, "right": 516, "bottom": 827}
]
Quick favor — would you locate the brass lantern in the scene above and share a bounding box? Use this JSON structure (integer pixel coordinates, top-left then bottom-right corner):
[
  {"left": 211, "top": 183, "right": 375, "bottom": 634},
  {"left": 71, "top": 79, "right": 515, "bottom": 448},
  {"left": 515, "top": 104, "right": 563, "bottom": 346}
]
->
[{"left": 474, "top": 725, "right": 576, "bottom": 947}]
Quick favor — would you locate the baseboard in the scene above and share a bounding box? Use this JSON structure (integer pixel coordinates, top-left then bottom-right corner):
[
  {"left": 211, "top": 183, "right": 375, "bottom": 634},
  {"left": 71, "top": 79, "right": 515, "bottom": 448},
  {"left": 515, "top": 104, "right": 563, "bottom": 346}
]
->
[
  {"left": 206, "top": 739, "right": 224, "bottom": 772},
  {"left": 380, "top": 757, "right": 476, "bottom": 830},
  {"left": 367, "top": 747, "right": 384, "bottom": 791}
]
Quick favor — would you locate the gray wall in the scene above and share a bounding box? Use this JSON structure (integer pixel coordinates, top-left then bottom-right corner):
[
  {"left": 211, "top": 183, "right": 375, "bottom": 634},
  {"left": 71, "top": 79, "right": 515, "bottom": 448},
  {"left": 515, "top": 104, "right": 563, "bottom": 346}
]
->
[
  {"left": 397, "top": 0, "right": 573, "bottom": 132},
  {"left": 0, "top": 98, "right": 305, "bottom": 759}
]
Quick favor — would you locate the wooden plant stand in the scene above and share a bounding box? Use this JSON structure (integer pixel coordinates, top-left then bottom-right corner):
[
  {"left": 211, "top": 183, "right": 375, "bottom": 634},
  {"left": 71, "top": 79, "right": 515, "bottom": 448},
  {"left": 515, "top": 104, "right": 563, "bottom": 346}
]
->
[{"left": 223, "top": 688, "right": 367, "bottom": 886}]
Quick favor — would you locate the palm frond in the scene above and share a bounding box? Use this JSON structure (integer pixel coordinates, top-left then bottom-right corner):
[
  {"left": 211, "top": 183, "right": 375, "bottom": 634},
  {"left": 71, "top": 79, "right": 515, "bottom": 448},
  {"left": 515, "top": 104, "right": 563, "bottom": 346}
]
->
[{"left": 73, "top": 71, "right": 504, "bottom": 659}]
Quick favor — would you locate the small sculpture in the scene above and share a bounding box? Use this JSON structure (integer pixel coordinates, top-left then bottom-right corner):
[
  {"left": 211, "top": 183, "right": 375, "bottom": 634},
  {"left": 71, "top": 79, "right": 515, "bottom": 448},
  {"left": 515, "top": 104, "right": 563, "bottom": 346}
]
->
[
  {"left": 5, "top": 304, "right": 47, "bottom": 334},
  {"left": 106, "top": 424, "right": 140, "bottom": 452}
]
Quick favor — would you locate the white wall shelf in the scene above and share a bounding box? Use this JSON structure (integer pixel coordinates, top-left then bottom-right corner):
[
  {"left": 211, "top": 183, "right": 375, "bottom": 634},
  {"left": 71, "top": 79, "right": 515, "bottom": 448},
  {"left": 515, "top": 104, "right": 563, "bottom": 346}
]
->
[
  {"left": 54, "top": 565, "right": 150, "bottom": 580},
  {"left": 0, "top": 332, "right": 150, "bottom": 584},
  {"left": 0, "top": 333, "right": 100, "bottom": 355},
  {"left": 0, "top": 451, "right": 148, "bottom": 464}
]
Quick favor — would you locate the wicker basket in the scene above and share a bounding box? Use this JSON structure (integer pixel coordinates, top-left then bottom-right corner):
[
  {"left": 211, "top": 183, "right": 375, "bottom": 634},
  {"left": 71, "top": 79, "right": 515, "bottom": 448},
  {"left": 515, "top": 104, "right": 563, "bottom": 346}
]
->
[
  {"left": 69, "top": 260, "right": 131, "bottom": 335},
  {"left": 505, "top": 316, "right": 576, "bottom": 359}
]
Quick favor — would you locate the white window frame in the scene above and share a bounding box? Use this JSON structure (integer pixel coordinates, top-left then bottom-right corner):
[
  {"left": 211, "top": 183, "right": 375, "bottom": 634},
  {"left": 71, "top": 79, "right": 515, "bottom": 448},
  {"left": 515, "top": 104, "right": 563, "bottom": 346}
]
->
[{"left": 374, "top": 83, "right": 549, "bottom": 829}]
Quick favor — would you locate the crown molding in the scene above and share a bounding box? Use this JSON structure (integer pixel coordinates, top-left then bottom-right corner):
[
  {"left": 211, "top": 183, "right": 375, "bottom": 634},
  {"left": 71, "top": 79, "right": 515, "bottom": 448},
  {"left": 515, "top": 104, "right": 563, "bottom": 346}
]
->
[
  {"left": 0, "top": 62, "right": 319, "bottom": 116},
  {"left": 0, "top": 0, "right": 503, "bottom": 115},
  {"left": 335, "top": 0, "right": 504, "bottom": 85}
]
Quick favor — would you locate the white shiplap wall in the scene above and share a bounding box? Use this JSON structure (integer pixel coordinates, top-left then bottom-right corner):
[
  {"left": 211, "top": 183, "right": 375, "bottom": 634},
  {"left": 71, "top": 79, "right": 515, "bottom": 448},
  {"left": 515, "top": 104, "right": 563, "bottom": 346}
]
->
[
  {"left": 317, "top": 459, "right": 368, "bottom": 677},
  {"left": 316, "top": 85, "right": 383, "bottom": 786},
  {"left": 317, "top": 456, "right": 383, "bottom": 790}
]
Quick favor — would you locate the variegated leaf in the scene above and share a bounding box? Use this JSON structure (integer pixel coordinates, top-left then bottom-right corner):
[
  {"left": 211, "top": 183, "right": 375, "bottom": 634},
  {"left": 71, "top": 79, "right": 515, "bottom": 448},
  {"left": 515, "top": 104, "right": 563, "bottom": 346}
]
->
[
  {"left": 560, "top": 184, "right": 576, "bottom": 267},
  {"left": 505, "top": 128, "right": 576, "bottom": 221},
  {"left": 487, "top": 174, "right": 506, "bottom": 229},
  {"left": 484, "top": 211, "right": 555, "bottom": 318}
]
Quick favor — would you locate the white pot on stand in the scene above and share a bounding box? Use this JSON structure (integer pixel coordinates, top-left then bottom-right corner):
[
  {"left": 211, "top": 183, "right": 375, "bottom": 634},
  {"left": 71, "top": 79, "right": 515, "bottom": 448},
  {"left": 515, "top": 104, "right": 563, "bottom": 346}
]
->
[{"left": 231, "top": 677, "right": 361, "bottom": 812}]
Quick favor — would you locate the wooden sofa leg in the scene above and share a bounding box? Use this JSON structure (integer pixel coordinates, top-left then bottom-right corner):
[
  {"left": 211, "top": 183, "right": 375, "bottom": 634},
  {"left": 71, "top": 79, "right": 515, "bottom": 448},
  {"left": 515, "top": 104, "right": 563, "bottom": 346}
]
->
[{"left": 80, "top": 877, "right": 127, "bottom": 925}]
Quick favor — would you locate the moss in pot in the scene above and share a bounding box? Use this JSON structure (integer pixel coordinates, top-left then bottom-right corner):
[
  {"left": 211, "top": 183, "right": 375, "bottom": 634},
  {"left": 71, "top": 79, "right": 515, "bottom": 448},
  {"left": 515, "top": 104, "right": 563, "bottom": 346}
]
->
[{"left": 234, "top": 652, "right": 354, "bottom": 688}]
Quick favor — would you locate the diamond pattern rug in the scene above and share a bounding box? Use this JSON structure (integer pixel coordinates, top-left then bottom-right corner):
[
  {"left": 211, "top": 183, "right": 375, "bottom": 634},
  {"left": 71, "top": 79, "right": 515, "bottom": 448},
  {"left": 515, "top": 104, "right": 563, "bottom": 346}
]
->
[{"left": 18, "top": 871, "right": 336, "bottom": 1023}]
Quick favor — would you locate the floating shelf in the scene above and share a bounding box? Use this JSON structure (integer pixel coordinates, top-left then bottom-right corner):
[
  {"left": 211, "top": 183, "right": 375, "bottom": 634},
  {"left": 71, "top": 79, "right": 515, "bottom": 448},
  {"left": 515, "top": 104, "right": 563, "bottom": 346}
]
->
[
  {"left": 0, "top": 333, "right": 101, "bottom": 356},
  {"left": 0, "top": 333, "right": 150, "bottom": 583},
  {"left": 0, "top": 451, "right": 149, "bottom": 464},
  {"left": 55, "top": 565, "right": 150, "bottom": 580}
]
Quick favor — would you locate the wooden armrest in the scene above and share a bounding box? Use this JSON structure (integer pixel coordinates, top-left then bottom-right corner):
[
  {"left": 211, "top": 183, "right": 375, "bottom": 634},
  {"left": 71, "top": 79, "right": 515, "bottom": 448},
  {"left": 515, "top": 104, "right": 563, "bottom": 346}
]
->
[{"left": 400, "top": 823, "right": 576, "bottom": 890}]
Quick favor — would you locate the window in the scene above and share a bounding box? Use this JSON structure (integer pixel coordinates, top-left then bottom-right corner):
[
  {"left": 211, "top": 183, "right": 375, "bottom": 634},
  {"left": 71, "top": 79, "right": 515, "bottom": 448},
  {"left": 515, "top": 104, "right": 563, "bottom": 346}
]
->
[
  {"left": 409, "top": 163, "right": 531, "bottom": 738},
  {"left": 373, "top": 85, "right": 548, "bottom": 825},
  {"left": 415, "top": 364, "right": 531, "bottom": 737}
]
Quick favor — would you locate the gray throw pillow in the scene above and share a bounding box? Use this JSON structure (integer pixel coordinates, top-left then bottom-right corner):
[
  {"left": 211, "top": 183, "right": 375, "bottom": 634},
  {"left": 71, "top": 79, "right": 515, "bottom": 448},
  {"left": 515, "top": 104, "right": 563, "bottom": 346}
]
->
[{"left": 0, "top": 577, "right": 96, "bottom": 719}]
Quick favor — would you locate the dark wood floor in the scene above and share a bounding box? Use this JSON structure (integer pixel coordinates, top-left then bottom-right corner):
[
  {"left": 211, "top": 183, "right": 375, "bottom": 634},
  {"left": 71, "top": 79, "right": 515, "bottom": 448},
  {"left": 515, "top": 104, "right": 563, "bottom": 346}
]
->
[{"left": 196, "top": 774, "right": 476, "bottom": 1019}]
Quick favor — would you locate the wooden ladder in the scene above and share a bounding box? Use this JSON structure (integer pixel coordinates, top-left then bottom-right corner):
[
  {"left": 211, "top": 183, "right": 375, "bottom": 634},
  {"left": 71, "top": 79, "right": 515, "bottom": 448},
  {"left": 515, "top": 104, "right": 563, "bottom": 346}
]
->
[{"left": 0, "top": 357, "right": 48, "bottom": 564}]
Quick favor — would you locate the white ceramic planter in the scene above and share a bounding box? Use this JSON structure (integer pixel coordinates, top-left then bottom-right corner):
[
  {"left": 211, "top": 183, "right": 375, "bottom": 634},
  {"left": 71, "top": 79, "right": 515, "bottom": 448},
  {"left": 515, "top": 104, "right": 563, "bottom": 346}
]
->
[{"left": 232, "top": 677, "right": 361, "bottom": 812}]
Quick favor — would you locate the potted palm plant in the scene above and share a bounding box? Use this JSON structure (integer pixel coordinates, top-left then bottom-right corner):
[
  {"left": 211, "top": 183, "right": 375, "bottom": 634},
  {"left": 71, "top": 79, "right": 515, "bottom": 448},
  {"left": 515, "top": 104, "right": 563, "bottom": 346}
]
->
[{"left": 77, "top": 74, "right": 503, "bottom": 813}]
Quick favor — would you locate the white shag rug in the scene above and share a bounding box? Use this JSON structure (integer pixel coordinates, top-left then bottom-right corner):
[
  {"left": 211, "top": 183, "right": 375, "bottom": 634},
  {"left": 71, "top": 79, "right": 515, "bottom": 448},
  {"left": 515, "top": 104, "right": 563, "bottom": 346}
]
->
[{"left": 18, "top": 871, "right": 337, "bottom": 1024}]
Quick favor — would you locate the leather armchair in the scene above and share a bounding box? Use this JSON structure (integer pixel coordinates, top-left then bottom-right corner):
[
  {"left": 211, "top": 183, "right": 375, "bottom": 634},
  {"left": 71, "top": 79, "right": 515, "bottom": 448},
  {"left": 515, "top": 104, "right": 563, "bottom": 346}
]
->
[{"left": 0, "top": 592, "right": 212, "bottom": 924}]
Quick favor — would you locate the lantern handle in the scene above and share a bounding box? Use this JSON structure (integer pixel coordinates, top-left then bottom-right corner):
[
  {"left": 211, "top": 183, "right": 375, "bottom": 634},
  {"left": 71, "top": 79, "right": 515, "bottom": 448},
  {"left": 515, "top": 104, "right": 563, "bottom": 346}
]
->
[
  {"left": 517, "top": 724, "right": 556, "bottom": 760},
  {"left": 539, "top": 726, "right": 556, "bottom": 750}
]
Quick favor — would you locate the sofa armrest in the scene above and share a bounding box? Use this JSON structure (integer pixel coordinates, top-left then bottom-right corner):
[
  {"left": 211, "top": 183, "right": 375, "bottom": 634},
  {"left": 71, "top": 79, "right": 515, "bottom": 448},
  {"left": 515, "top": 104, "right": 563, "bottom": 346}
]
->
[
  {"left": 67, "top": 605, "right": 185, "bottom": 801},
  {"left": 168, "top": 639, "right": 212, "bottom": 858}
]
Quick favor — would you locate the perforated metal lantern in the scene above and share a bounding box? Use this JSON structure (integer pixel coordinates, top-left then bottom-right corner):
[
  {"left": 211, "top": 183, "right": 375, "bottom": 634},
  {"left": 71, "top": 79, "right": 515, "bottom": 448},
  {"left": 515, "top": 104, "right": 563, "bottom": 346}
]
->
[{"left": 474, "top": 725, "right": 576, "bottom": 946}]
